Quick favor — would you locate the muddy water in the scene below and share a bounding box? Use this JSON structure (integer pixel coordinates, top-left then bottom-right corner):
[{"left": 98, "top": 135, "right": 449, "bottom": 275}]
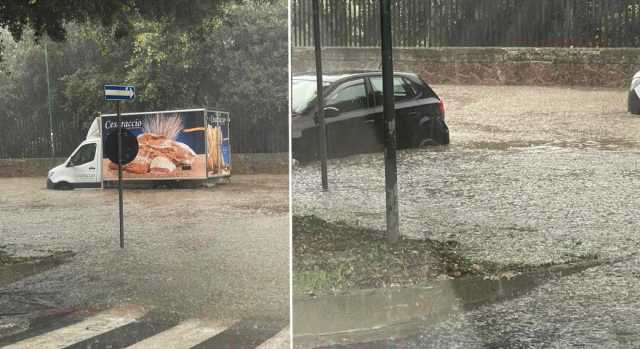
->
[
  {"left": 294, "top": 257, "right": 611, "bottom": 348},
  {"left": 0, "top": 252, "right": 74, "bottom": 287},
  {"left": 0, "top": 175, "right": 290, "bottom": 333},
  {"left": 294, "top": 86, "right": 640, "bottom": 266},
  {"left": 293, "top": 86, "right": 640, "bottom": 347},
  {"left": 294, "top": 145, "right": 640, "bottom": 266}
]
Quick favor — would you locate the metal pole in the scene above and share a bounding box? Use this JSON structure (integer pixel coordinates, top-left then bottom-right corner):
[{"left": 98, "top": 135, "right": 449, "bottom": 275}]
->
[
  {"left": 380, "top": 0, "right": 399, "bottom": 244},
  {"left": 44, "top": 40, "right": 55, "bottom": 157},
  {"left": 312, "top": 0, "right": 328, "bottom": 191},
  {"left": 117, "top": 102, "right": 124, "bottom": 248}
]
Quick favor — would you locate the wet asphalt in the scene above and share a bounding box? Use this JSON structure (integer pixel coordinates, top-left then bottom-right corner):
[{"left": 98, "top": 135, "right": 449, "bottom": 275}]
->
[
  {"left": 293, "top": 85, "right": 640, "bottom": 348},
  {"left": 0, "top": 174, "right": 290, "bottom": 341}
]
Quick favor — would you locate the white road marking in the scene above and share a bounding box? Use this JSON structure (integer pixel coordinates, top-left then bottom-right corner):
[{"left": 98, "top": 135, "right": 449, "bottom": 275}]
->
[
  {"left": 1, "top": 305, "right": 147, "bottom": 349},
  {"left": 256, "top": 327, "right": 291, "bottom": 349},
  {"left": 125, "top": 319, "right": 231, "bottom": 349}
]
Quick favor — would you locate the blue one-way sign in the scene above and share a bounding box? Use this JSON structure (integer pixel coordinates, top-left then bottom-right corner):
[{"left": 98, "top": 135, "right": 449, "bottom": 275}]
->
[{"left": 104, "top": 85, "right": 135, "bottom": 101}]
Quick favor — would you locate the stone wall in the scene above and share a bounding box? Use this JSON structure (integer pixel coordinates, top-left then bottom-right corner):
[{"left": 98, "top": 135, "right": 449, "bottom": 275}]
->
[
  {"left": 0, "top": 153, "right": 288, "bottom": 177},
  {"left": 293, "top": 47, "right": 640, "bottom": 88}
]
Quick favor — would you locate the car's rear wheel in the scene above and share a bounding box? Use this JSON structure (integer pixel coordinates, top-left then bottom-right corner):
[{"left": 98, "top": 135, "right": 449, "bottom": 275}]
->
[
  {"left": 415, "top": 116, "right": 449, "bottom": 147},
  {"left": 434, "top": 119, "right": 450, "bottom": 145}
]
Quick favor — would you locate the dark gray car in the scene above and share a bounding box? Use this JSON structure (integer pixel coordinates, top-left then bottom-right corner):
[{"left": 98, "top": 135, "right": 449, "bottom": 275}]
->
[{"left": 291, "top": 71, "right": 449, "bottom": 162}]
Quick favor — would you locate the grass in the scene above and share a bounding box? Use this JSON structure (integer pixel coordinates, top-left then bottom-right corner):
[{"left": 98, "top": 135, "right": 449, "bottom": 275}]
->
[
  {"left": 293, "top": 215, "right": 488, "bottom": 296},
  {"left": 293, "top": 216, "right": 607, "bottom": 297}
]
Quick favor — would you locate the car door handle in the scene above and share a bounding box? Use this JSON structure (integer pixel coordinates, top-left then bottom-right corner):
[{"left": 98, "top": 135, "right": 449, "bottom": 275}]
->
[
  {"left": 89, "top": 167, "right": 96, "bottom": 170},
  {"left": 364, "top": 119, "right": 375, "bottom": 124},
  {"left": 408, "top": 111, "right": 418, "bottom": 117}
]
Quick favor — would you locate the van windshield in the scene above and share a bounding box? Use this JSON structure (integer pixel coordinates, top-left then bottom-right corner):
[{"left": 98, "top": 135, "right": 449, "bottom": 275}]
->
[{"left": 69, "top": 143, "right": 96, "bottom": 167}]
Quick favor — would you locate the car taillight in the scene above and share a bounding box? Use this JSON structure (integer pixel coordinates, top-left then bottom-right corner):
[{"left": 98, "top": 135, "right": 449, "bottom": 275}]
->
[{"left": 438, "top": 99, "right": 445, "bottom": 120}]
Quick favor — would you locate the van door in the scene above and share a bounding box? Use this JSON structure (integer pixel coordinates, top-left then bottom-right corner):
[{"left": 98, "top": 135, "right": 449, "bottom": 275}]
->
[{"left": 65, "top": 142, "right": 99, "bottom": 186}]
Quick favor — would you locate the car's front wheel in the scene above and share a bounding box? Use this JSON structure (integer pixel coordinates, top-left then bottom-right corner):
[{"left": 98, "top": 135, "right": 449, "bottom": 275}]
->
[{"left": 55, "top": 181, "right": 74, "bottom": 190}]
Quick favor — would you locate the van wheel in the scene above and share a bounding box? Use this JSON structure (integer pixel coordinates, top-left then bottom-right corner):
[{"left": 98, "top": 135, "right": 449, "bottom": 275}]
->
[{"left": 56, "top": 182, "right": 74, "bottom": 190}]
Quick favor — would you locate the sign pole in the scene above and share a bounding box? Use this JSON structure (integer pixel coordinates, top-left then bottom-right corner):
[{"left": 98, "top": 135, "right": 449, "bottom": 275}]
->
[
  {"left": 117, "top": 101, "right": 124, "bottom": 249},
  {"left": 380, "top": 0, "right": 399, "bottom": 244},
  {"left": 104, "top": 84, "right": 135, "bottom": 249},
  {"left": 312, "top": 0, "right": 328, "bottom": 191}
]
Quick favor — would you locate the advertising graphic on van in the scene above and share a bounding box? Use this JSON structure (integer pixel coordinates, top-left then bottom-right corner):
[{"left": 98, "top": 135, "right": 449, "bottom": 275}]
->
[
  {"left": 46, "top": 109, "right": 230, "bottom": 189},
  {"left": 100, "top": 111, "right": 215, "bottom": 181}
]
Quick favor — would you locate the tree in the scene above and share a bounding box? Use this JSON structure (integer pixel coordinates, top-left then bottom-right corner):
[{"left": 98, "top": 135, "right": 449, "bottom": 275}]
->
[
  {"left": 0, "top": 0, "right": 288, "bottom": 157},
  {"left": 0, "top": 0, "right": 250, "bottom": 60}
]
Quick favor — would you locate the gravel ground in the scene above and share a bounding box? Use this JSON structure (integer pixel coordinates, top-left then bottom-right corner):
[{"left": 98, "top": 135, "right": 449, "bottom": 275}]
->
[
  {"left": 0, "top": 175, "right": 289, "bottom": 329},
  {"left": 293, "top": 85, "right": 640, "bottom": 347}
]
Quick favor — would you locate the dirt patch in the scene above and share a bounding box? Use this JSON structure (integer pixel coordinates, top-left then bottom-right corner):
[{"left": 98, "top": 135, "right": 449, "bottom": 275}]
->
[
  {"left": 0, "top": 247, "right": 74, "bottom": 266},
  {"left": 293, "top": 216, "right": 484, "bottom": 296},
  {"left": 0, "top": 246, "right": 75, "bottom": 290},
  {"left": 293, "top": 216, "right": 603, "bottom": 297}
]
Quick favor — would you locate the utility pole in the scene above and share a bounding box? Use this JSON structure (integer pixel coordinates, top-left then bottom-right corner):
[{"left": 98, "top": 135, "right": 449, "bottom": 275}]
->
[
  {"left": 312, "top": 0, "right": 328, "bottom": 191},
  {"left": 44, "top": 40, "right": 55, "bottom": 157},
  {"left": 380, "top": 0, "right": 399, "bottom": 244}
]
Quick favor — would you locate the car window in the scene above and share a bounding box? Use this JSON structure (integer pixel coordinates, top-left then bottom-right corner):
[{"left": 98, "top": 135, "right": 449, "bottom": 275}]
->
[
  {"left": 291, "top": 79, "right": 330, "bottom": 114},
  {"left": 369, "top": 76, "right": 415, "bottom": 104},
  {"left": 325, "top": 78, "right": 368, "bottom": 114},
  {"left": 69, "top": 143, "right": 96, "bottom": 167}
]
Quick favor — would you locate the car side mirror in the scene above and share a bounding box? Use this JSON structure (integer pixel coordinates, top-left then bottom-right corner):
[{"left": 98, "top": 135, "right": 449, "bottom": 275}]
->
[
  {"left": 323, "top": 106, "right": 340, "bottom": 118},
  {"left": 66, "top": 160, "right": 74, "bottom": 167},
  {"left": 314, "top": 106, "right": 340, "bottom": 124}
]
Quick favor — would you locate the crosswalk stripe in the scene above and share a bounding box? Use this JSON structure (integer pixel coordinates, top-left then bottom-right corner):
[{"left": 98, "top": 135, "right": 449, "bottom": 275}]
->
[
  {"left": 255, "top": 327, "right": 290, "bottom": 349},
  {"left": 124, "top": 319, "right": 231, "bottom": 349},
  {"left": 0, "top": 305, "right": 147, "bottom": 349}
]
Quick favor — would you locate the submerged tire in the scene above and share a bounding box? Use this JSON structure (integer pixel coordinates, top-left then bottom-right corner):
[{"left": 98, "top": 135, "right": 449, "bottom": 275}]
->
[
  {"left": 55, "top": 182, "right": 74, "bottom": 190},
  {"left": 416, "top": 117, "right": 450, "bottom": 147},
  {"left": 435, "top": 119, "right": 450, "bottom": 145},
  {"left": 629, "top": 90, "right": 640, "bottom": 115}
]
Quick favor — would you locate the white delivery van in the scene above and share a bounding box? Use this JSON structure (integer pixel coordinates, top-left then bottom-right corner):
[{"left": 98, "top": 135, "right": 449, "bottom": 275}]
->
[{"left": 47, "top": 108, "right": 231, "bottom": 189}]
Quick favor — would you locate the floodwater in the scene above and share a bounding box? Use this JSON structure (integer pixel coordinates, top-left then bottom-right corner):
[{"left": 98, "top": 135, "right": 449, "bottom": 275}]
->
[
  {"left": 294, "top": 256, "right": 617, "bottom": 348},
  {"left": 293, "top": 85, "right": 640, "bottom": 347},
  {"left": 0, "top": 174, "right": 290, "bottom": 341}
]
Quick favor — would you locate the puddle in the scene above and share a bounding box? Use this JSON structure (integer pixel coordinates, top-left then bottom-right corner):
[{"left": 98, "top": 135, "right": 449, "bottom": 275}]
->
[
  {"left": 0, "top": 251, "right": 75, "bottom": 287},
  {"left": 293, "top": 257, "right": 619, "bottom": 348}
]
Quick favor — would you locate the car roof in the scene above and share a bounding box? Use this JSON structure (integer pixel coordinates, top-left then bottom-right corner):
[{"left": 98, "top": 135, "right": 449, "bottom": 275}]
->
[{"left": 293, "top": 71, "right": 419, "bottom": 83}]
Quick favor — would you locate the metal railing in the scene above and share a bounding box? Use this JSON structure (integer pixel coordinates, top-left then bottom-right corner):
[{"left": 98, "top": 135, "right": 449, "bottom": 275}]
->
[{"left": 292, "top": 0, "right": 640, "bottom": 48}]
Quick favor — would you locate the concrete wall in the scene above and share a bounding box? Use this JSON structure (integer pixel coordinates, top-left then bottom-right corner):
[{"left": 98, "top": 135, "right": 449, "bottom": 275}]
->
[
  {"left": 0, "top": 153, "right": 288, "bottom": 177},
  {"left": 293, "top": 47, "right": 640, "bottom": 88},
  {"left": 229, "top": 153, "right": 288, "bottom": 174}
]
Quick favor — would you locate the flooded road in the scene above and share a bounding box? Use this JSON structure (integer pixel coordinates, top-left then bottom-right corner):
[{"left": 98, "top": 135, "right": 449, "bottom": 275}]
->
[
  {"left": 0, "top": 175, "right": 290, "bottom": 344},
  {"left": 293, "top": 85, "right": 640, "bottom": 347}
]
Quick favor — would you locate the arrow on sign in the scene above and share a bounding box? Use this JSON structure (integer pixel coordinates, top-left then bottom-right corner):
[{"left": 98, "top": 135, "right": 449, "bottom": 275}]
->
[{"left": 104, "top": 85, "right": 135, "bottom": 101}]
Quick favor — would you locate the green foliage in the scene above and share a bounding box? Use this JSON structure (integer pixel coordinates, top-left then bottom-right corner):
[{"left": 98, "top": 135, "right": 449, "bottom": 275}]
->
[
  {"left": 0, "top": 0, "right": 287, "bottom": 157},
  {"left": 0, "top": 0, "right": 242, "bottom": 59}
]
